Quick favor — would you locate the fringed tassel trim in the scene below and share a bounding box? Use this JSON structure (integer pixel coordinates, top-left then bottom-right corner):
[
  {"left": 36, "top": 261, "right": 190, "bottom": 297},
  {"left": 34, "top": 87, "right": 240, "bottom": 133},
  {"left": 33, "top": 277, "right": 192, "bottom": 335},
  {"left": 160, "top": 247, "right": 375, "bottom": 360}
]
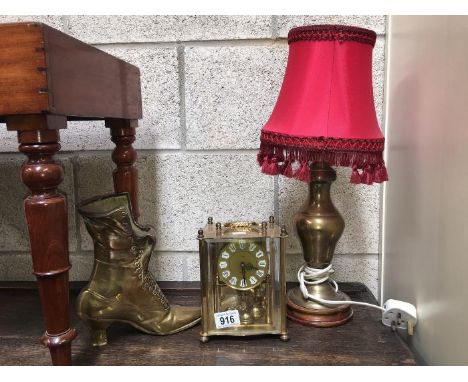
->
[{"left": 258, "top": 141, "right": 388, "bottom": 185}]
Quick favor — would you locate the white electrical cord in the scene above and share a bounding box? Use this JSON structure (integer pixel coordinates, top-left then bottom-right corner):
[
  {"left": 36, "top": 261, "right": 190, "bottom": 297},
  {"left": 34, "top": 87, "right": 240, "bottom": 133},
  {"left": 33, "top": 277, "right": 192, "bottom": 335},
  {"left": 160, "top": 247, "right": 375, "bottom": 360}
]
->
[
  {"left": 297, "top": 263, "right": 419, "bottom": 335},
  {"left": 298, "top": 263, "right": 384, "bottom": 311}
]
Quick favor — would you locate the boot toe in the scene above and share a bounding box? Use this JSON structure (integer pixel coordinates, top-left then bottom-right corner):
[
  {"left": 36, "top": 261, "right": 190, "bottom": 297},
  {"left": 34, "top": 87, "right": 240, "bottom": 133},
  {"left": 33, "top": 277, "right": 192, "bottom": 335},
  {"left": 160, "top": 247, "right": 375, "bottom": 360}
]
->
[{"left": 165, "top": 305, "right": 201, "bottom": 334}]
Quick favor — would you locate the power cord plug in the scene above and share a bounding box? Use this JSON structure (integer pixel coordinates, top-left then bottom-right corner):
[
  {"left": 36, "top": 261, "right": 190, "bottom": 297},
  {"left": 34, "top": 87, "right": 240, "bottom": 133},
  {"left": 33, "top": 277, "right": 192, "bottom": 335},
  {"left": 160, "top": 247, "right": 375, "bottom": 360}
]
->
[{"left": 382, "top": 299, "right": 418, "bottom": 335}]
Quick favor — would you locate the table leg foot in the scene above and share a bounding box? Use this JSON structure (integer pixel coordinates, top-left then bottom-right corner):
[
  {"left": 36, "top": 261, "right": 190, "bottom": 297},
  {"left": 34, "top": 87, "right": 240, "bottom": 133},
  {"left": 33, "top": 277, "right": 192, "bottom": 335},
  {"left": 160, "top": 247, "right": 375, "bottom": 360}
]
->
[{"left": 41, "top": 329, "right": 77, "bottom": 365}]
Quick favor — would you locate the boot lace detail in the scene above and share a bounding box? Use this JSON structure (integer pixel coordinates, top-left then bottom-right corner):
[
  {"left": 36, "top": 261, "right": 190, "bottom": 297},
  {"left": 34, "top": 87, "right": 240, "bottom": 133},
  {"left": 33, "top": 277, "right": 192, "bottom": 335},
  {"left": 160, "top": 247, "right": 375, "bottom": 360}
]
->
[
  {"left": 143, "top": 273, "right": 170, "bottom": 310},
  {"left": 133, "top": 249, "right": 170, "bottom": 310}
]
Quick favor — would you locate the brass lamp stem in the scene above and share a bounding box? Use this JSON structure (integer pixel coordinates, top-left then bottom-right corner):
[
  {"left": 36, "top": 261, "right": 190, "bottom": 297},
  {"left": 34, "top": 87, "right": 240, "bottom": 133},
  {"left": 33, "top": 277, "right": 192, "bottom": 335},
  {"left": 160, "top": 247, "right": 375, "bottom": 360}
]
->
[
  {"left": 309, "top": 180, "right": 332, "bottom": 206},
  {"left": 287, "top": 162, "right": 353, "bottom": 327}
]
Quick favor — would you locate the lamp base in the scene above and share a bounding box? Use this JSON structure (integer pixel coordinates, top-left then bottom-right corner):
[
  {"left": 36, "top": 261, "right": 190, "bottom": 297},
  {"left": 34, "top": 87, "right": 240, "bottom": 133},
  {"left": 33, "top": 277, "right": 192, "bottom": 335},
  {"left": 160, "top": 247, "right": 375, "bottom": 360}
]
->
[{"left": 286, "top": 283, "right": 353, "bottom": 327}]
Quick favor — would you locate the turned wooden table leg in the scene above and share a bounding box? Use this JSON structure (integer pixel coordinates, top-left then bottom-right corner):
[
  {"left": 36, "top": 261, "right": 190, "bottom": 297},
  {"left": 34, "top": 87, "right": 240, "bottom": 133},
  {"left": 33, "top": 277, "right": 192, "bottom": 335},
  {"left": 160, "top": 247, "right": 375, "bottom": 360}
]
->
[
  {"left": 106, "top": 118, "right": 139, "bottom": 220},
  {"left": 13, "top": 121, "right": 77, "bottom": 365}
]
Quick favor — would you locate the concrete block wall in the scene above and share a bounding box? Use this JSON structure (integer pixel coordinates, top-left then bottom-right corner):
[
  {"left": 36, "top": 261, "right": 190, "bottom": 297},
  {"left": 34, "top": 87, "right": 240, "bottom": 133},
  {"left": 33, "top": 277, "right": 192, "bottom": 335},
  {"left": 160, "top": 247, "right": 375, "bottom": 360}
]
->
[{"left": 0, "top": 15, "right": 386, "bottom": 297}]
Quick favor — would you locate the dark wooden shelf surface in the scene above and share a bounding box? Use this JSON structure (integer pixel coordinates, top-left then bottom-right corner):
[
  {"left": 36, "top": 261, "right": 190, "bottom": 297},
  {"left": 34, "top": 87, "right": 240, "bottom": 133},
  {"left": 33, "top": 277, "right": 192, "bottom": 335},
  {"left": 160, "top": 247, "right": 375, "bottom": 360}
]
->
[{"left": 0, "top": 282, "right": 417, "bottom": 366}]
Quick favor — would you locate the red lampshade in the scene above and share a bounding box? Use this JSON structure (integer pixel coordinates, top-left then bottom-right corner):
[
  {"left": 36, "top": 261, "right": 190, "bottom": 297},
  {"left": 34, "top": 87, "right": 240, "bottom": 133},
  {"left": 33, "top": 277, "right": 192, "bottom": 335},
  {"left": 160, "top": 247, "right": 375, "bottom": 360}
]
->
[{"left": 258, "top": 25, "right": 388, "bottom": 184}]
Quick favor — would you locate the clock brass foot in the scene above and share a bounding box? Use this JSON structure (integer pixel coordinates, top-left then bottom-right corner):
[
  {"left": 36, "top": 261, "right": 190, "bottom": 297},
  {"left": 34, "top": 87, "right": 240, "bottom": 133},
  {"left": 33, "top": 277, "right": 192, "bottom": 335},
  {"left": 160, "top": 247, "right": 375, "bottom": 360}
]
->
[
  {"left": 200, "top": 335, "right": 210, "bottom": 343},
  {"left": 280, "top": 333, "right": 290, "bottom": 342}
]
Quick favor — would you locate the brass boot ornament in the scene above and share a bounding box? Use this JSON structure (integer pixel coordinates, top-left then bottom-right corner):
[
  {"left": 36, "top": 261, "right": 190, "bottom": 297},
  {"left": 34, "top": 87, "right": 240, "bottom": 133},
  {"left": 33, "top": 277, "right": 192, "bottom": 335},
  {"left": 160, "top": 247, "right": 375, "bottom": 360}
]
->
[{"left": 77, "top": 193, "right": 201, "bottom": 346}]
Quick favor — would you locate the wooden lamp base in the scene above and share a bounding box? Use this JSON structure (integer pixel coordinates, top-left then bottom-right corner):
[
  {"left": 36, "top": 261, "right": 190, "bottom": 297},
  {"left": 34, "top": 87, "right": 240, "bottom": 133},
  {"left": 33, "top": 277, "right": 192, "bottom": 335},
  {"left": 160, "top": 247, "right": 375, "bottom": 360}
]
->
[{"left": 287, "top": 288, "right": 353, "bottom": 327}]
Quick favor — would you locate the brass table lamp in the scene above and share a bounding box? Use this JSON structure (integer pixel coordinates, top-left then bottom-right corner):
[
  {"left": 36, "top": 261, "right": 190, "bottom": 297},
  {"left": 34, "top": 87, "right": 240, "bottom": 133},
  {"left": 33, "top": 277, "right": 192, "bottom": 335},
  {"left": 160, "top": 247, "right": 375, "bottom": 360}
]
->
[{"left": 257, "top": 25, "right": 388, "bottom": 327}]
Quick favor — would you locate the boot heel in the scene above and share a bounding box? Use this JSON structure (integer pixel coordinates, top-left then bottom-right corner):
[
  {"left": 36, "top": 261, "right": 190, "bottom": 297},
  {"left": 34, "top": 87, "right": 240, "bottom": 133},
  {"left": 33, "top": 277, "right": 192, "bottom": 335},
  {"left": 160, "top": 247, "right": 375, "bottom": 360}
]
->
[{"left": 82, "top": 318, "right": 112, "bottom": 347}]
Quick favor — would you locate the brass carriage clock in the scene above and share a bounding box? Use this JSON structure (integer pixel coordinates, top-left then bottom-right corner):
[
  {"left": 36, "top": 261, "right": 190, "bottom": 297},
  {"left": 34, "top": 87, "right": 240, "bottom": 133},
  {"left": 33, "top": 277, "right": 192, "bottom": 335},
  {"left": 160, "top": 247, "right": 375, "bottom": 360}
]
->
[{"left": 197, "top": 216, "right": 289, "bottom": 342}]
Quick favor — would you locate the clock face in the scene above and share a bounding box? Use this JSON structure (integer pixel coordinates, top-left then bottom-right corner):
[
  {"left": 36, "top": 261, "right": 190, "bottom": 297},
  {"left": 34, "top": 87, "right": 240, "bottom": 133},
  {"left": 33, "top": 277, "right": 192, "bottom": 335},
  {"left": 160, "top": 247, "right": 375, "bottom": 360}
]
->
[{"left": 217, "top": 239, "right": 269, "bottom": 290}]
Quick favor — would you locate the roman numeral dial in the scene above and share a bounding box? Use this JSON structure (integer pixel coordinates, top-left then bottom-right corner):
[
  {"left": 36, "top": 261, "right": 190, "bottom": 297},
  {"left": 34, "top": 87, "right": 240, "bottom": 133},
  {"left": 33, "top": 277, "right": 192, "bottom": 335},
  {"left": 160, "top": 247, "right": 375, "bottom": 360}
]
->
[{"left": 217, "top": 239, "right": 269, "bottom": 290}]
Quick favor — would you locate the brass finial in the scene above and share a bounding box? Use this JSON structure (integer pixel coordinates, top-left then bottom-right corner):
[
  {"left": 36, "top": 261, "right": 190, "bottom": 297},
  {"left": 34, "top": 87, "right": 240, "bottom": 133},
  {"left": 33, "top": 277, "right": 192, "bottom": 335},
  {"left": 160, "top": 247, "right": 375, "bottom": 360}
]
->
[
  {"left": 197, "top": 229, "right": 204, "bottom": 239},
  {"left": 281, "top": 225, "right": 288, "bottom": 236},
  {"left": 269, "top": 216, "right": 275, "bottom": 224},
  {"left": 208, "top": 217, "right": 213, "bottom": 224}
]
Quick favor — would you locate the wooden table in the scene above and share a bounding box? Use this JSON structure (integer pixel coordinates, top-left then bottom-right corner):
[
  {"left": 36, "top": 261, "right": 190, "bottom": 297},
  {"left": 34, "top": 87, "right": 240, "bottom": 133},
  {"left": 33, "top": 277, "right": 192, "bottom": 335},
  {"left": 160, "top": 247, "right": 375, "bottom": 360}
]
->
[
  {"left": 0, "top": 282, "right": 417, "bottom": 365},
  {"left": 0, "top": 22, "right": 142, "bottom": 366}
]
